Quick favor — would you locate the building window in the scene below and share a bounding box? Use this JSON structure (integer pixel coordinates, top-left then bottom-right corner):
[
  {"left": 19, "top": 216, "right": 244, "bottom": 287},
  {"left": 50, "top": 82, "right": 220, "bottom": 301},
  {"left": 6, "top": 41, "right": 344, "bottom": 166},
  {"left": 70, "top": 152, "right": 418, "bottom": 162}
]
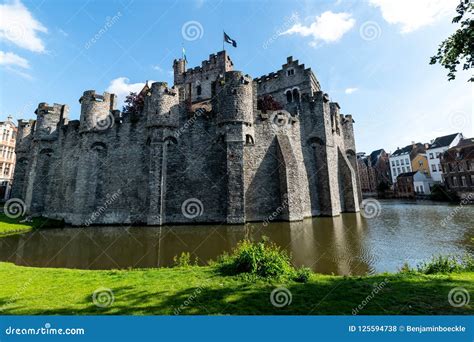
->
[
  {"left": 461, "top": 176, "right": 467, "bottom": 187},
  {"left": 438, "top": 164, "right": 442, "bottom": 172},
  {"left": 453, "top": 176, "right": 458, "bottom": 187},
  {"left": 436, "top": 152, "right": 440, "bottom": 158},
  {"left": 286, "top": 90, "right": 292, "bottom": 103},
  {"left": 391, "top": 161, "right": 395, "bottom": 166},
  {"left": 401, "top": 159, "right": 404, "bottom": 165},
  {"left": 196, "top": 85, "right": 202, "bottom": 96},
  {"left": 397, "top": 167, "right": 401, "bottom": 174},
  {"left": 431, "top": 164, "right": 437, "bottom": 172},
  {"left": 429, "top": 153, "right": 433, "bottom": 159},
  {"left": 292, "top": 88, "right": 300, "bottom": 102},
  {"left": 287, "top": 68, "right": 295, "bottom": 76},
  {"left": 471, "top": 175, "right": 474, "bottom": 185},
  {"left": 396, "top": 160, "right": 399, "bottom": 166},
  {"left": 405, "top": 158, "right": 409, "bottom": 164}
]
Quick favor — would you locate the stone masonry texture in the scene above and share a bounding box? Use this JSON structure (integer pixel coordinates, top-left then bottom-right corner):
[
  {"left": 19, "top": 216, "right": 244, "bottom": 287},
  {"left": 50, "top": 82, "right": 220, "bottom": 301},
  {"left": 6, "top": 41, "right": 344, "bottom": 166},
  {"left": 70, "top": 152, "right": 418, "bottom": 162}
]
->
[{"left": 12, "top": 51, "right": 360, "bottom": 226}]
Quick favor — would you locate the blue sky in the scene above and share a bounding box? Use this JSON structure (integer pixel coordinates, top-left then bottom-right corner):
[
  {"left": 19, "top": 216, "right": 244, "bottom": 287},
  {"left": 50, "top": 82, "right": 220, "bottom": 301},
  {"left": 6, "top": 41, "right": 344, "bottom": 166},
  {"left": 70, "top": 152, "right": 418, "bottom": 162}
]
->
[{"left": 0, "top": 0, "right": 471, "bottom": 154}]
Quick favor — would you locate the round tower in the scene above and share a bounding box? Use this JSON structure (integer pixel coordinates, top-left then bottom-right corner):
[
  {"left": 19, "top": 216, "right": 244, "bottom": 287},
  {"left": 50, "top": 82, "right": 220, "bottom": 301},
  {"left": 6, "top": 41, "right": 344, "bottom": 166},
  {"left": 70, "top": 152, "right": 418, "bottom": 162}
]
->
[
  {"left": 173, "top": 59, "right": 186, "bottom": 85},
  {"left": 214, "top": 71, "right": 254, "bottom": 143},
  {"left": 34, "top": 103, "right": 68, "bottom": 139},
  {"left": 145, "top": 82, "right": 179, "bottom": 129},
  {"left": 79, "top": 90, "right": 116, "bottom": 132}
]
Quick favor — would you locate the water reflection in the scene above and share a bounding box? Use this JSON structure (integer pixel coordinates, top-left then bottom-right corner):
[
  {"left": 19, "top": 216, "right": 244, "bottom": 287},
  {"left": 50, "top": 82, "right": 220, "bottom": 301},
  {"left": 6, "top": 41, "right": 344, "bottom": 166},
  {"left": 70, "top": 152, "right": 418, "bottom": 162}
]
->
[{"left": 0, "top": 200, "right": 472, "bottom": 275}]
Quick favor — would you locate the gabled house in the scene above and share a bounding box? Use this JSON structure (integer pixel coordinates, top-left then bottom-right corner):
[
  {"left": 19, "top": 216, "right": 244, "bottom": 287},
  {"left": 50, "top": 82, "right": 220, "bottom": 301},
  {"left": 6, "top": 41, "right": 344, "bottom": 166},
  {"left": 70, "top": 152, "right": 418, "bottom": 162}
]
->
[{"left": 426, "top": 133, "right": 463, "bottom": 183}]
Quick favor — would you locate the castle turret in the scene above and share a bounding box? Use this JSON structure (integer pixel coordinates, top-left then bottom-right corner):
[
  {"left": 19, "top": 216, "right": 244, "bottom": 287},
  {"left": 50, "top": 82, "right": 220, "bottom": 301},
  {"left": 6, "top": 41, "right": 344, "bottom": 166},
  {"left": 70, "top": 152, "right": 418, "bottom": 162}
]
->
[
  {"left": 15, "top": 119, "right": 35, "bottom": 152},
  {"left": 214, "top": 71, "right": 254, "bottom": 223},
  {"left": 144, "top": 82, "right": 179, "bottom": 129},
  {"left": 145, "top": 82, "right": 180, "bottom": 225},
  {"left": 34, "top": 103, "right": 68, "bottom": 140},
  {"left": 79, "top": 90, "right": 116, "bottom": 132},
  {"left": 173, "top": 58, "right": 186, "bottom": 85}
]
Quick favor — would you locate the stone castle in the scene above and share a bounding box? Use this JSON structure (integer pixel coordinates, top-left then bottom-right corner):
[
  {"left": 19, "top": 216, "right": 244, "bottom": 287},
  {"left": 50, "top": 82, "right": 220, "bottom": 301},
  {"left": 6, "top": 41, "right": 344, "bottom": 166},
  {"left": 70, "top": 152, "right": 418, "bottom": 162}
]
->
[{"left": 12, "top": 51, "right": 360, "bottom": 226}]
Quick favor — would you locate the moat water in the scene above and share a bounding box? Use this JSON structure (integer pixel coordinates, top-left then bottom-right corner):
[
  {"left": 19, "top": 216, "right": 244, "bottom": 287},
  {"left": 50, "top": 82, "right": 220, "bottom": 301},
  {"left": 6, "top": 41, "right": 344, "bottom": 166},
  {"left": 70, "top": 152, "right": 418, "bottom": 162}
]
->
[{"left": 0, "top": 200, "right": 472, "bottom": 275}]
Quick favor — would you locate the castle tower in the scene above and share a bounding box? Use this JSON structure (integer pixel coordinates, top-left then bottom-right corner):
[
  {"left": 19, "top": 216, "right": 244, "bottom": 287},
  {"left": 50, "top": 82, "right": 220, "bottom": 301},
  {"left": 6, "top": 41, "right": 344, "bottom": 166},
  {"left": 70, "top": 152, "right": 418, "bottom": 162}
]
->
[
  {"left": 34, "top": 103, "right": 68, "bottom": 139},
  {"left": 173, "top": 58, "right": 186, "bottom": 85},
  {"left": 144, "top": 82, "right": 180, "bottom": 225},
  {"left": 10, "top": 119, "right": 35, "bottom": 201},
  {"left": 79, "top": 90, "right": 116, "bottom": 132},
  {"left": 215, "top": 71, "right": 254, "bottom": 223}
]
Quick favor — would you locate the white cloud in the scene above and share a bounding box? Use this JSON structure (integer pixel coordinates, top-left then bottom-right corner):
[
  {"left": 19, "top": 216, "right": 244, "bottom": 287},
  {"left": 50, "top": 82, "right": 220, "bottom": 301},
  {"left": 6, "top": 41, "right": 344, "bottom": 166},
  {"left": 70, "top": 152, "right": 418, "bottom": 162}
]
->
[
  {"left": 345, "top": 87, "right": 358, "bottom": 94},
  {"left": 281, "top": 11, "right": 355, "bottom": 45},
  {"left": 106, "top": 77, "right": 155, "bottom": 107},
  {"left": 369, "top": 0, "right": 457, "bottom": 33},
  {"left": 152, "top": 65, "right": 163, "bottom": 72},
  {"left": 0, "top": 50, "right": 29, "bottom": 68},
  {"left": 0, "top": 0, "right": 48, "bottom": 53}
]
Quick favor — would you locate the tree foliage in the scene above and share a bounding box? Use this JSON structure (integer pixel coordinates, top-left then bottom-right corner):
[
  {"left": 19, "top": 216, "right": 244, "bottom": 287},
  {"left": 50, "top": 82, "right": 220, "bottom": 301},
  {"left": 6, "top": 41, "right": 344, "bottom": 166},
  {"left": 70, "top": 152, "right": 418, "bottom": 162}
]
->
[
  {"left": 430, "top": 0, "right": 474, "bottom": 81},
  {"left": 122, "top": 91, "right": 144, "bottom": 115},
  {"left": 257, "top": 95, "right": 283, "bottom": 112}
]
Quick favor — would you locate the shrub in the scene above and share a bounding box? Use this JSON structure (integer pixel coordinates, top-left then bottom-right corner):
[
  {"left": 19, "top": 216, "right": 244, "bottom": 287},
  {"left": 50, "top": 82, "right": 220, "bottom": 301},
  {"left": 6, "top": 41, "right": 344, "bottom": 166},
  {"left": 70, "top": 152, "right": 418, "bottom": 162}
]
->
[
  {"left": 217, "top": 240, "right": 294, "bottom": 279},
  {"left": 173, "top": 252, "right": 192, "bottom": 267},
  {"left": 400, "top": 255, "right": 474, "bottom": 274},
  {"left": 293, "top": 267, "right": 312, "bottom": 283}
]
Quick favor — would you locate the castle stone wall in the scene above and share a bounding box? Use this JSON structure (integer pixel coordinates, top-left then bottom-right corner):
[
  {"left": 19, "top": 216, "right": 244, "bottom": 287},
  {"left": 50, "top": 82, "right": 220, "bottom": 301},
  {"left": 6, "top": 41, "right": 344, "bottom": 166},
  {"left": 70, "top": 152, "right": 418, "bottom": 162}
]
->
[{"left": 12, "top": 51, "right": 360, "bottom": 226}]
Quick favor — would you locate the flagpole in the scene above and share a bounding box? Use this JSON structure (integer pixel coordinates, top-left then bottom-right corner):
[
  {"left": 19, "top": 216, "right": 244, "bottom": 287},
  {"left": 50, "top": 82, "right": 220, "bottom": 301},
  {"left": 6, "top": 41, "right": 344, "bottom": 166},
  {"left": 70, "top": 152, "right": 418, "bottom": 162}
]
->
[{"left": 222, "top": 30, "right": 225, "bottom": 52}]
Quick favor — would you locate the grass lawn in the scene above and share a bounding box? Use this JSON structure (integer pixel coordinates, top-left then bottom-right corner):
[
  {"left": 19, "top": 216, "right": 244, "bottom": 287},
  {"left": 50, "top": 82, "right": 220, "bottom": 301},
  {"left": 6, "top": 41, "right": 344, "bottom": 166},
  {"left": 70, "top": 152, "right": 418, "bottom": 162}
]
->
[
  {"left": 0, "top": 262, "right": 472, "bottom": 315},
  {"left": 0, "top": 213, "right": 63, "bottom": 237}
]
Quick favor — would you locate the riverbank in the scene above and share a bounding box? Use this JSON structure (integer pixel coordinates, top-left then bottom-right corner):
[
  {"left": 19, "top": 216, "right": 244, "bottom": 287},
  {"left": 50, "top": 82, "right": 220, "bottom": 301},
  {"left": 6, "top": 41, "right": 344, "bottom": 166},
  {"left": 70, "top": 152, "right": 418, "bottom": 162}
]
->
[
  {"left": 0, "top": 213, "right": 63, "bottom": 237},
  {"left": 0, "top": 261, "right": 472, "bottom": 315}
]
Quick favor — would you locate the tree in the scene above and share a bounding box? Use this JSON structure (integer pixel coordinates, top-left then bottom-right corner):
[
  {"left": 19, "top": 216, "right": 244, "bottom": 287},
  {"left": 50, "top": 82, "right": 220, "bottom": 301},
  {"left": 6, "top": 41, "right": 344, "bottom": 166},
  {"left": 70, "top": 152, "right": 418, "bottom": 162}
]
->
[
  {"left": 257, "top": 95, "right": 283, "bottom": 112},
  {"left": 122, "top": 92, "right": 144, "bottom": 115},
  {"left": 430, "top": 0, "right": 473, "bottom": 81}
]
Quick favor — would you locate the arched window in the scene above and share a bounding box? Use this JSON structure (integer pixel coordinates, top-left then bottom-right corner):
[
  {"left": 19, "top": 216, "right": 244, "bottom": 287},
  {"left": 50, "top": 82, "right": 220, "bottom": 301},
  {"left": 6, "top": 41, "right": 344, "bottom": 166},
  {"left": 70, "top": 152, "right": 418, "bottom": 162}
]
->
[
  {"left": 196, "top": 85, "right": 202, "bottom": 96},
  {"left": 286, "top": 90, "right": 292, "bottom": 103},
  {"left": 292, "top": 88, "right": 300, "bottom": 102},
  {"left": 245, "top": 134, "right": 254, "bottom": 145}
]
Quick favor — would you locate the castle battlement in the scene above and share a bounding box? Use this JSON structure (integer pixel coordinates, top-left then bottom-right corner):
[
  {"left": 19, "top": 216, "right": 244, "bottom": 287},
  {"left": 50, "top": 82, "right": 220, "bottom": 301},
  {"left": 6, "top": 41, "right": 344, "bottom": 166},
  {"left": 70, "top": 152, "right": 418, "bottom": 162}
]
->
[{"left": 12, "top": 51, "right": 360, "bottom": 226}]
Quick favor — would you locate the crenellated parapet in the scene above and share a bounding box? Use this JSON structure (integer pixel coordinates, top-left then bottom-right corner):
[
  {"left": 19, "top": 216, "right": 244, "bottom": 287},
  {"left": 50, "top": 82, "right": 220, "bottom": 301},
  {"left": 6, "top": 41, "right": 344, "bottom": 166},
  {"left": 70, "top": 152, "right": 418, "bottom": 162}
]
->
[
  {"left": 215, "top": 71, "right": 253, "bottom": 125},
  {"left": 33, "top": 102, "right": 68, "bottom": 140},
  {"left": 144, "top": 82, "right": 179, "bottom": 128},
  {"left": 79, "top": 90, "right": 116, "bottom": 132},
  {"left": 15, "top": 119, "right": 36, "bottom": 152},
  {"left": 11, "top": 50, "right": 360, "bottom": 226}
]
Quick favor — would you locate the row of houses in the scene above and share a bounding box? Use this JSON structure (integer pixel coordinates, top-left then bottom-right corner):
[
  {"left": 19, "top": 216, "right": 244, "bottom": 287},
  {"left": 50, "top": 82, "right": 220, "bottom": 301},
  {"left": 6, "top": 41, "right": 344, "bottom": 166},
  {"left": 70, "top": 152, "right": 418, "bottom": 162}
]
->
[
  {"left": 358, "top": 133, "right": 474, "bottom": 200},
  {"left": 0, "top": 116, "right": 17, "bottom": 200}
]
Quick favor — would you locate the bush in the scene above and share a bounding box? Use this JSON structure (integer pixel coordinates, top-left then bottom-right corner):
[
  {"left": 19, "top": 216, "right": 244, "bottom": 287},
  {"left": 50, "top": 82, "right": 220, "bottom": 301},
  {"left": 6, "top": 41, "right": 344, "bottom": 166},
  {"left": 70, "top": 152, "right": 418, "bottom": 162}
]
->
[
  {"left": 173, "top": 252, "right": 193, "bottom": 267},
  {"left": 293, "top": 267, "right": 312, "bottom": 283},
  {"left": 399, "top": 255, "right": 474, "bottom": 274},
  {"left": 217, "top": 240, "right": 294, "bottom": 279}
]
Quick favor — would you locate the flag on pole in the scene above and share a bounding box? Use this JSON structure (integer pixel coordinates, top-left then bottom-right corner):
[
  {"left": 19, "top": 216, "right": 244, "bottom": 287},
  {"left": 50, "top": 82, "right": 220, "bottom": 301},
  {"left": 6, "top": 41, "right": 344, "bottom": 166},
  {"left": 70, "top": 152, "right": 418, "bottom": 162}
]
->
[
  {"left": 182, "top": 47, "right": 187, "bottom": 62},
  {"left": 224, "top": 32, "right": 237, "bottom": 48}
]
